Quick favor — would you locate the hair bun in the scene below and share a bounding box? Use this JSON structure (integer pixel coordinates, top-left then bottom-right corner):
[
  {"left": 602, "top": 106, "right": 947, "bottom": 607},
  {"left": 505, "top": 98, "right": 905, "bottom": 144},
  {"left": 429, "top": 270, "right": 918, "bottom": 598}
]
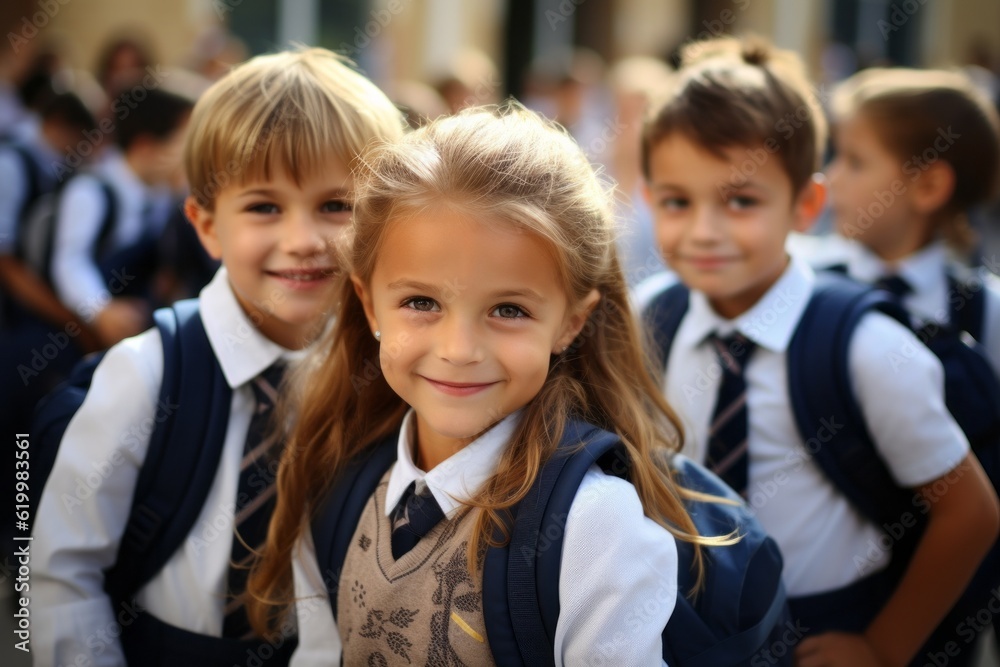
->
[
  {"left": 680, "top": 35, "right": 774, "bottom": 70},
  {"left": 741, "top": 38, "right": 772, "bottom": 66}
]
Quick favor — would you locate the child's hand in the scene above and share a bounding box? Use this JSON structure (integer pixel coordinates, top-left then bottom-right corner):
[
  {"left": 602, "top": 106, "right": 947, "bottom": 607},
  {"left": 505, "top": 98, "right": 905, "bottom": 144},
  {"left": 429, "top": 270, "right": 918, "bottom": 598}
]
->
[
  {"left": 795, "top": 632, "right": 885, "bottom": 667},
  {"left": 93, "top": 298, "right": 149, "bottom": 347},
  {"left": 75, "top": 321, "right": 104, "bottom": 354}
]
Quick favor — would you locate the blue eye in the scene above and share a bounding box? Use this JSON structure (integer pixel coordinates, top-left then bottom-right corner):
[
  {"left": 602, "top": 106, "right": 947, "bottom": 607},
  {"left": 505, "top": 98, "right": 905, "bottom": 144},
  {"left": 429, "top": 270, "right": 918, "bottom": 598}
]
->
[
  {"left": 492, "top": 304, "right": 527, "bottom": 319},
  {"left": 658, "top": 197, "right": 688, "bottom": 211},
  {"left": 248, "top": 202, "right": 279, "bottom": 214},
  {"left": 728, "top": 196, "right": 758, "bottom": 210},
  {"left": 322, "top": 199, "right": 352, "bottom": 213},
  {"left": 403, "top": 297, "right": 438, "bottom": 312}
]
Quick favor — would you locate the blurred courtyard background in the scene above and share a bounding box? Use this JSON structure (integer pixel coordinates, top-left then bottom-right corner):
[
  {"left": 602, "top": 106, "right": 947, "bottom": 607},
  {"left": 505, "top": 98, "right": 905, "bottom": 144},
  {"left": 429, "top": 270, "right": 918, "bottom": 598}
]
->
[{"left": 2, "top": 0, "right": 1000, "bottom": 97}]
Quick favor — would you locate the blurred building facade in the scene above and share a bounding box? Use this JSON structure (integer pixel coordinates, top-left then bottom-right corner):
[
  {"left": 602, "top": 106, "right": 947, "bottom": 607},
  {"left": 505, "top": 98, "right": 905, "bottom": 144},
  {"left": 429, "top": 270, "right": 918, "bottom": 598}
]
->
[{"left": 3, "top": 0, "right": 999, "bottom": 102}]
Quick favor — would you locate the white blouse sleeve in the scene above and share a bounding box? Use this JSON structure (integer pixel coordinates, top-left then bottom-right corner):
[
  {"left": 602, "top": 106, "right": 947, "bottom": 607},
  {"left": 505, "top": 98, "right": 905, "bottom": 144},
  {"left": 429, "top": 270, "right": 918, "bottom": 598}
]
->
[
  {"left": 555, "top": 466, "right": 676, "bottom": 666},
  {"left": 289, "top": 528, "right": 344, "bottom": 667},
  {"left": 32, "top": 327, "right": 163, "bottom": 667}
]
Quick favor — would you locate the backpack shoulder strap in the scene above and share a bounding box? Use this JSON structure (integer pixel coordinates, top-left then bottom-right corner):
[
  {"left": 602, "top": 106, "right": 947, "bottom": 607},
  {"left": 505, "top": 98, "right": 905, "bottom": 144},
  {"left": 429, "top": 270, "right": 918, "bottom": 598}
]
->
[
  {"left": 94, "top": 179, "right": 118, "bottom": 259},
  {"left": 4, "top": 141, "right": 43, "bottom": 222},
  {"left": 482, "top": 421, "right": 618, "bottom": 667},
  {"left": 787, "top": 271, "right": 912, "bottom": 527},
  {"left": 39, "top": 175, "right": 117, "bottom": 284},
  {"left": 104, "top": 299, "right": 233, "bottom": 603},
  {"left": 946, "top": 272, "right": 986, "bottom": 341},
  {"left": 312, "top": 434, "right": 398, "bottom": 621},
  {"left": 641, "top": 282, "right": 690, "bottom": 371}
]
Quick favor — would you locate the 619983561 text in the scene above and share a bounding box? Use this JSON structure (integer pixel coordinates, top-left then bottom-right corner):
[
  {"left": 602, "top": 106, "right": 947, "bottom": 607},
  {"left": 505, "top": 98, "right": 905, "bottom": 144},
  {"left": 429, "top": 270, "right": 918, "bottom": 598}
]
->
[{"left": 13, "top": 433, "right": 31, "bottom": 653}]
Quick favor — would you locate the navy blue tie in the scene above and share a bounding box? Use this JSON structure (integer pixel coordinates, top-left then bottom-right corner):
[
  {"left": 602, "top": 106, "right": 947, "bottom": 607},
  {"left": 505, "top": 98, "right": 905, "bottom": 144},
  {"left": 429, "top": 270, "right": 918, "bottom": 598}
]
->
[
  {"left": 390, "top": 481, "right": 445, "bottom": 560},
  {"left": 874, "top": 274, "right": 912, "bottom": 303},
  {"left": 706, "top": 333, "right": 756, "bottom": 497},
  {"left": 223, "top": 361, "right": 285, "bottom": 639}
]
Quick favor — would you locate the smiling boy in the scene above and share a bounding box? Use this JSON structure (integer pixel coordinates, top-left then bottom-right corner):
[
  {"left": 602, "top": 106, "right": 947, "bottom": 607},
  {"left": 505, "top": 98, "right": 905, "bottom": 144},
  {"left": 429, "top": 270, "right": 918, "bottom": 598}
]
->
[
  {"left": 33, "top": 49, "right": 406, "bottom": 667},
  {"left": 640, "top": 37, "right": 998, "bottom": 666}
]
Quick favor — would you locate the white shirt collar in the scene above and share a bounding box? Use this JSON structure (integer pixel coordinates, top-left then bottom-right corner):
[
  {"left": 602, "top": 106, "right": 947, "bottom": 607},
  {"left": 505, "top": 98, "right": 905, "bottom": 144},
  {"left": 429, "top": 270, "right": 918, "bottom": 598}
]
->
[
  {"left": 385, "top": 409, "right": 521, "bottom": 518},
  {"left": 676, "top": 256, "right": 815, "bottom": 354},
  {"left": 199, "top": 266, "right": 303, "bottom": 389},
  {"left": 845, "top": 239, "right": 946, "bottom": 297}
]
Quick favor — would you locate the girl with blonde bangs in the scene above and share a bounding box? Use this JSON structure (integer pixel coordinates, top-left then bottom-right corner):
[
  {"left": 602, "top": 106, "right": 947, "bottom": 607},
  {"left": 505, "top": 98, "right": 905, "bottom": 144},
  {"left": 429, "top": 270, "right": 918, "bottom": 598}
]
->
[{"left": 248, "top": 104, "right": 737, "bottom": 665}]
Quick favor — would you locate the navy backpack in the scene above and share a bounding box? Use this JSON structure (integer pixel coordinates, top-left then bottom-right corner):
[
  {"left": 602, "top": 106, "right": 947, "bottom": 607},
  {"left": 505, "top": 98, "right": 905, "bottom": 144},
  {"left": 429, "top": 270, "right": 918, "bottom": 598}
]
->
[
  {"left": 312, "top": 420, "right": 794, "bottom": 666},
  {"left": 1, "top": 140, "right": 46, "bottom": 225},
  {"left": 30, "top": 300, "right": 296, "bottom": 665},
  {"left": 642, "top": 270, "right": 1000, "bottom": 657}
]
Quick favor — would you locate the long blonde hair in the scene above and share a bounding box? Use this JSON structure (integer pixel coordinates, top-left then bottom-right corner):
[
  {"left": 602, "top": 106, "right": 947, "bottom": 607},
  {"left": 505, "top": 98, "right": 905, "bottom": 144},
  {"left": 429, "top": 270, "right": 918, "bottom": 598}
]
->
[{"left": 248, "top": 103, "right": 733, "bottom": 635}]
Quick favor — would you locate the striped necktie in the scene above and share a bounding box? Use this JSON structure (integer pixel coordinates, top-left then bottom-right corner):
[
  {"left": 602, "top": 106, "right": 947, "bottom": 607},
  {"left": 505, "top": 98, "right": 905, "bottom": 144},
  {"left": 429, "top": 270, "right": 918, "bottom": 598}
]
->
[
  {"left": 390, "top": 480, "right": 445, "bottom": 560},
  {"left": 222, "top": 361, "right": 285, "bottom": 639},
  {"left": 706, "top": 333, "right": 757, "bottom": 497}
]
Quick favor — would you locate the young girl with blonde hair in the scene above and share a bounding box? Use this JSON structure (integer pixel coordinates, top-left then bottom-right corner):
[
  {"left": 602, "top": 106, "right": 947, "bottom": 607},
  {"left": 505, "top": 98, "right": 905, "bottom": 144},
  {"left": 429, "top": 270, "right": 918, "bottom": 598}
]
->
[{"left": 247, "top": 104, "right": 782, "bottom": 665}]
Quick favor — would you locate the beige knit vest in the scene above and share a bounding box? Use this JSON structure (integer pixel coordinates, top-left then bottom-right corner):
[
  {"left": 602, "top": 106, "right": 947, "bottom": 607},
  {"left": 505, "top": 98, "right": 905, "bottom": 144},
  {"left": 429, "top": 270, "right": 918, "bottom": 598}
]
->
[{"left": 337, "top": 474, "right": 495, "bottom": 666}]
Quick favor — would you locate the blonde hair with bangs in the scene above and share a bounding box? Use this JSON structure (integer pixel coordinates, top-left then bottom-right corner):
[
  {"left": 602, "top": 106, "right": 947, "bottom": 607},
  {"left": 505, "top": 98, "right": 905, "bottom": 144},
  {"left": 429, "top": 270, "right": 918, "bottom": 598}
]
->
[
  {"left": 183, "top": 47, "right": 407, "bottom": 208},
  {"left": 247, "top": 103, "right": 738, "bottom": 635}
]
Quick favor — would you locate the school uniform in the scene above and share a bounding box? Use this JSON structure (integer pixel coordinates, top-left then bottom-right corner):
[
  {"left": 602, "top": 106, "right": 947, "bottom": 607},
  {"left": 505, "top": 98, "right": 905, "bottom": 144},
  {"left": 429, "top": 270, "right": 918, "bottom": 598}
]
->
[
  {"left": 838, "top": 239, "right": 1000, "bottom": 376},
  {"left": 49, "top": 149, "right": 173, "bottom": 321},
  {"left": 33, "top": 267, "right": 302, "bottom": 667},
  {"left": 0, "top": 118, "right": 62, "bottom": 260},
  {"left": 0, "top": 121, "right": 74, "bottom": 457},
  {"left": 659, "top": 257, "right": 969, "bottom": 598},
  {"left": 290, "top": 409, "right": 679, "bottom": 667},
  {"left": 794, "top": 237, "right": 1000, "bottom": 659}
]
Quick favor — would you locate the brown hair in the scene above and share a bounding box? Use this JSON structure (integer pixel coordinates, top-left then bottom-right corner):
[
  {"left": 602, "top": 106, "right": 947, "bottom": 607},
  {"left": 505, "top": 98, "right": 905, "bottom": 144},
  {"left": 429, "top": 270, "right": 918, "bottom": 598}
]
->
[
  {"left": 246, "top": 103, "right": 736, "bottom": 635},
  {"left": 831, "top": 67, "right": 1000, "bottom": 251},
  {"left": 183, "top": 47, "right": 406, "bottom": 209},
  {"left": 641, "top": 35, "right": 827, "bottom": 197}
]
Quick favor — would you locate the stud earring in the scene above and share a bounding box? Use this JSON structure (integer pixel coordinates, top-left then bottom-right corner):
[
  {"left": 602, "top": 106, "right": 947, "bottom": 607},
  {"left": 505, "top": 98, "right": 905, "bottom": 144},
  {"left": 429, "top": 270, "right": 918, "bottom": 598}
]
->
[
  {"left": 562, "top": 345, "right": 568, "bottom": 352},
  {"left": 374, "top": 330, "right": 381, "bottom": 341}
]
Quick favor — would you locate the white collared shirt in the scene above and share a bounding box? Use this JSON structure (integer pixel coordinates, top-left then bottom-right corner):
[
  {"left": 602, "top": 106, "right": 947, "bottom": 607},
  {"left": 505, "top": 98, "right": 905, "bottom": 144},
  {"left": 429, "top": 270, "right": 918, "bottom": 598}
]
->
[
  {"left": 290, "top": 410, "right": 678, "bottom": 667},
  {"left": 33, "top": 267, "right": 301, "bottom": 667},
  {"left": 50, "top": 151, "right": 173, "bottom": 320},
  {"left": 841, "top": 239, "right": 1000, "bottom": 375},
  {"left": 661, "top": 257, "right": 969, "bottom": 596}
]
